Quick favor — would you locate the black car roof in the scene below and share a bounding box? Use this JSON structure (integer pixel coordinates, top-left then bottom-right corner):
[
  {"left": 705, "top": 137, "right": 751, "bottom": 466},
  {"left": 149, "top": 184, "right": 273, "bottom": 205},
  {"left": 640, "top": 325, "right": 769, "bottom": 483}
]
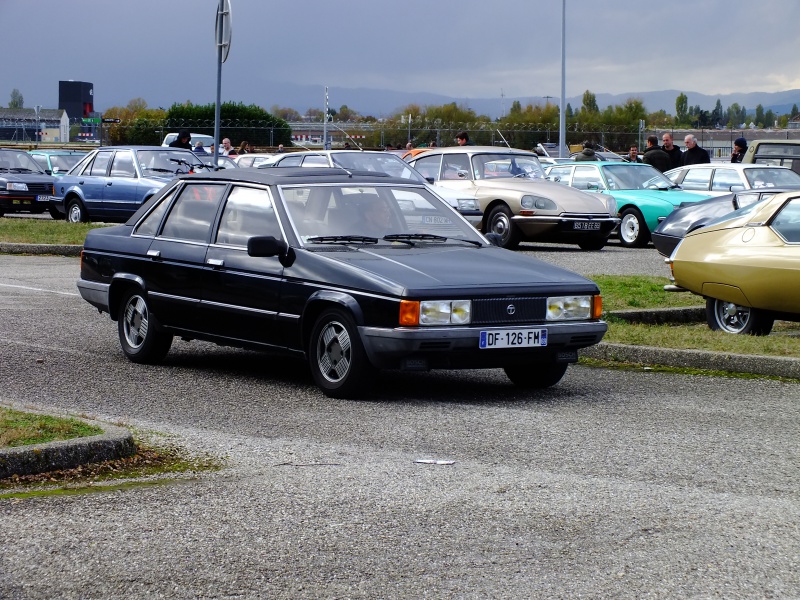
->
[{"left": 181, "top": 167, "right": 410, "bottom": 186}]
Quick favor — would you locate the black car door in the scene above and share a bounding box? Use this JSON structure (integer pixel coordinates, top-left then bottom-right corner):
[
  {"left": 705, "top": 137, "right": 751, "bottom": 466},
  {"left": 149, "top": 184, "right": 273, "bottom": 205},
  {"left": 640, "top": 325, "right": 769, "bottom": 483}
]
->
[
  {"left": 202, "top": 184, "right": 287, "bottom": 348},
  {"left": 143, "top": 181, "right": 227, "bottom": 331}
]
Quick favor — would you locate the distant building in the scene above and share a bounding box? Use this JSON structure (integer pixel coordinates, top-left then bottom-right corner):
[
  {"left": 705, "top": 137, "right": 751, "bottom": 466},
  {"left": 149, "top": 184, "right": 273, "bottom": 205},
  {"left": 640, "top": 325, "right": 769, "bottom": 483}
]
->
[
  {"left": 789, "top": 115, "right": 800, "bottom": 130},
  {"left": 0, "top": 108, "right": 69, "bottom": 143},
  {"left": 59, "top": 80, "right": 98, "bottom": 140}
]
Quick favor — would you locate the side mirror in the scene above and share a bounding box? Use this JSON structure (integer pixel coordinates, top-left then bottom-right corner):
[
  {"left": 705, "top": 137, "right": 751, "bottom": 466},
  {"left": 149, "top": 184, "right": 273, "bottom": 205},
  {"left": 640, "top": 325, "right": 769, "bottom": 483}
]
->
[
  {"left": 456, "top": 169, "right": 469, "bottom": 179},
  {"left": 425, "top": 176, "right": 435, "bottom": 184},
  {"left": 587, "top": 183, "right": 599, "bottom": 190},
  {"left": 247, "top": 235, "right": 296, "bottom": 267}
]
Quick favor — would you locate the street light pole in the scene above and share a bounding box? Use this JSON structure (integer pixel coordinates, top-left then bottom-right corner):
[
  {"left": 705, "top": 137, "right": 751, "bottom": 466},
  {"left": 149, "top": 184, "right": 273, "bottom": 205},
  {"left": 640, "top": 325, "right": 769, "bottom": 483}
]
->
[{"left": 558, "top": 0, "right": 566, "bottom": 158}]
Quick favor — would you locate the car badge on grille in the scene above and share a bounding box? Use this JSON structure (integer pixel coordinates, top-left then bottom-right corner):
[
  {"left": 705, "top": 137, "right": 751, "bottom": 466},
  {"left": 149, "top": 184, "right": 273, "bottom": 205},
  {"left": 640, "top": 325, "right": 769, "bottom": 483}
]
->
[{"left": 506, "top": 304, "right": 516, "bottom": 315}]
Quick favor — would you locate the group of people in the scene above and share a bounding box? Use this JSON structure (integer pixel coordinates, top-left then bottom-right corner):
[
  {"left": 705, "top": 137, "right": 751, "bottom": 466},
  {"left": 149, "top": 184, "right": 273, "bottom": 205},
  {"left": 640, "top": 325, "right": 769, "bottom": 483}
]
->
[
  {"left": 168, "top": 130, "right": 254, "bottom": 156},
  {"left": 581, "top": 133, "right": 749, "bottom": 173}
]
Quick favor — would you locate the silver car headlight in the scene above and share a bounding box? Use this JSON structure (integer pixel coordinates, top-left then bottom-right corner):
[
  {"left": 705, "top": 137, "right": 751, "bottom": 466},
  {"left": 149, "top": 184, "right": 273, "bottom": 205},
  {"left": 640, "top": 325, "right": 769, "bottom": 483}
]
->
[
  {"left": 7, "top": 182, "right": 28, "bottom": 191},
  {"left": 520, "top": 194, "right": 557, "bottom": 211},
  {"left": 547, "top": 296, "right": 592, "bottom": 320},
  {"left": 456, "top": 198, "right": 480, "bottom": 211},
  {"left": 604, "top": 194, "right": 617, "bottom": 216}
]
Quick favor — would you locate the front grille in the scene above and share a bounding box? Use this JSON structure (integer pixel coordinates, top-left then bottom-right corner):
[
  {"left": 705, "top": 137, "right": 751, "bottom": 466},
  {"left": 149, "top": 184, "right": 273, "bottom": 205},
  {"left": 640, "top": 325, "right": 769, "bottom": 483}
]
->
[
  {"left": 472, "top": 296, "right": 546, "bottom": 325},
  {"left": 23, "top": 183, "right": 52, "bottom": 194}
]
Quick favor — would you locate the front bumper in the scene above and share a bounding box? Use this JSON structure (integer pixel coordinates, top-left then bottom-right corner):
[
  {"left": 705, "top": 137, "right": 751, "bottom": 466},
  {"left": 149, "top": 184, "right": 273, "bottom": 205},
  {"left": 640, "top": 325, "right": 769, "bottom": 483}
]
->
[
  {"left": 359, "top": 320, "right": 607, "bottom": 370},
  {"left": 512, "top": 214, "right": 620, "bottom": 240},
  {"left": 0, "top": 193, "right": 54, "bottom": 212}
]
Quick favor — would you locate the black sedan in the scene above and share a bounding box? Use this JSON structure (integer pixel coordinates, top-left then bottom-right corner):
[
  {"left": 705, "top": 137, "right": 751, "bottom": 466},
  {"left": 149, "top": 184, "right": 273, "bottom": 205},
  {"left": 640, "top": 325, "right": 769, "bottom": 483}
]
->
[
  {"left": 651, "top": 188, "right": 792, "bottom": 257},
  {"left": 77, "top": 168, "right": 607, "bottom": 398},
  {"left": 0, "top": 148, "right": 55, "bottom": 217}
]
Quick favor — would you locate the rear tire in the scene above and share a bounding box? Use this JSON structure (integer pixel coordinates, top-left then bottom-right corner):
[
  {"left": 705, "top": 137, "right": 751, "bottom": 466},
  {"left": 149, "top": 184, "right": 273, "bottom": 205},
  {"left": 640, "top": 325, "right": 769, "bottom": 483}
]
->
[
  {"left": 487, "top": 204, "right": 521, "bottom": 250},
  {"left": 706, "top": 298, "right": 774, "bottom": 335},
  {"left": 67, "top": 198, "right": 88, "bottom": 223},
  {"left": 309, "top": 308, "right": 375, "bottom": 398},
  {"left": 117, "top": 289, "right": 173, "bottom": 363},
  {"left": 618, "top": 207, "right": 649, "bottom": 247},
  {"left": 504, "top": 361, "right": 568, "bottom": 388}
]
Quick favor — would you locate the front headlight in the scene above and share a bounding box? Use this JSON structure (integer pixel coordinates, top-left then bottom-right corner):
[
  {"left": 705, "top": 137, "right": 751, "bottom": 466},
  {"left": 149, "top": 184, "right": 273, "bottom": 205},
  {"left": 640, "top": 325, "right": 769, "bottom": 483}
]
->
[
  {"left": 7, "top": 182, "right": 28, "bottom": 191},
  {"left": 399, "top": 300, "right": 472, "bottom": 326},
  {"left": 604, "top": 194, "right": 617, "bottom": 215},
  {"left": 520, "top": 195, "right": 557, "bottom": 211},
  {"left": 546, "top": 295, "right": 592, "bottom": 320},
  {"left": 456, "top": 198, "right": 480, "bottom": 211}
]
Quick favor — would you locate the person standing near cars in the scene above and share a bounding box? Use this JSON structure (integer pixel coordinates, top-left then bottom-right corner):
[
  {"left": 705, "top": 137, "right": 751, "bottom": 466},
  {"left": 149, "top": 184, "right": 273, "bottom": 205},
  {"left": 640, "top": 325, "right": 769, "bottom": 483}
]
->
[
  {"left": 574, "top": 141, "right": 599, "bottom": 161},
  {"left": 456, "top": 132, "right": 475, "bottom": 146},
  {"left": 661, "top": 133, "right": 683, "bottom": 171},
  {"left": 169, "top": 130, "right": 192, "bottom": 149},
  {"left": 626, "top": 145, "right": 642, "bottom": 163},
  {"left": 221, "top": 138, "right": 236, "bottom": 156},
  {"left": 731, "top": 137, "right": 748, "bottom": 163},
  {"left": 642, "top": 135, "right": 671, "bottom": 172},
  {"left": 682, "top": 134, "right": 710, "bottom": 165}
]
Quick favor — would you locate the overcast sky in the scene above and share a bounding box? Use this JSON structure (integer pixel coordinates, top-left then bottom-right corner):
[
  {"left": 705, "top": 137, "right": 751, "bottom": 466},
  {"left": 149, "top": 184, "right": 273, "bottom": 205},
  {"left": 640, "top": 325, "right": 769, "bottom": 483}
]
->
[{"left": 4, "top": 0, "right": 800, "bottom": 116}]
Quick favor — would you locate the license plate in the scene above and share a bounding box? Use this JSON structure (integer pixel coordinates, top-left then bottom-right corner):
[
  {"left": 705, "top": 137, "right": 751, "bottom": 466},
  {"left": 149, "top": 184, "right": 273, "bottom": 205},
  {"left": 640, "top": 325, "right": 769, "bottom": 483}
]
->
[
  {"left": 479, "top": 328, "right": 547, "bottom": 349},
  {"left": 37, "top": 195, "right": 55, "bottom": 203},
  {"left": 423, "top": 215, "right": 453, "bottom": 225},
  {"left": 573, "top": 221, "right": 601, "bottom": 230}
]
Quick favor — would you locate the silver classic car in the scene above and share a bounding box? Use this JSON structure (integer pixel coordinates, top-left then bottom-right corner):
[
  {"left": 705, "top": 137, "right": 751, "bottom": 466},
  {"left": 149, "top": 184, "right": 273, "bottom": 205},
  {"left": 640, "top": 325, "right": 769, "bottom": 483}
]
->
[{"left": 407, "top": 147, "right": 619, "bottom": 250}]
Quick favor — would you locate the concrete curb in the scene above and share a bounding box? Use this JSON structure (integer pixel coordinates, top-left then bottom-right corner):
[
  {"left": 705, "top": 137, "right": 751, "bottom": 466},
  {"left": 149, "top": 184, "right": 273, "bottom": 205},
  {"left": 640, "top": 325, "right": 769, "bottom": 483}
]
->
[
  {"left": 0, "top": 242, "right": 82, "bottom": 256},
  {"left": 608, "top": 306, "right": 706, "bottom": 324},
  {"left": 0, "top": 413, "right": 135, "bottom": 479},
  {"left": 583, "top": 342, "right": 800, "bottom": 379}
]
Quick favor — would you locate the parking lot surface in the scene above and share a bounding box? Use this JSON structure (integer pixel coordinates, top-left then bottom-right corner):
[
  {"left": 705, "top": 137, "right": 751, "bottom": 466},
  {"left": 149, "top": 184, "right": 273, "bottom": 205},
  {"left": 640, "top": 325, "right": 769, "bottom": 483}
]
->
[{"left": 0, "top": 253, "right": 798, "bottom": 598}]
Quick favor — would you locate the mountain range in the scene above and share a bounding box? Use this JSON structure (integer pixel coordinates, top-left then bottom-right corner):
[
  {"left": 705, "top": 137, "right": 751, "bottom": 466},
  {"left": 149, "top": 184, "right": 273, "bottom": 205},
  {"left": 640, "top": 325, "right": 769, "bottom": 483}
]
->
[{"left": 266, "top": 82, "right": 800, "bottom": 120}]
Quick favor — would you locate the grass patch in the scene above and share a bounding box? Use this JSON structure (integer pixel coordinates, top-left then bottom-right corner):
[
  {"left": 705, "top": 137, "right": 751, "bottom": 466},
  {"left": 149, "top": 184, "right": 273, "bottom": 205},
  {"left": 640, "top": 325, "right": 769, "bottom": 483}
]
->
[
  {"left": 0, "top": 407, "right": 103, "bottom": 448},
  {"left": 0, "top": 218, "right": 109, "bottom": 245},
  {"left": 590, "top": 274, "right": 700, "bottom": 311}
]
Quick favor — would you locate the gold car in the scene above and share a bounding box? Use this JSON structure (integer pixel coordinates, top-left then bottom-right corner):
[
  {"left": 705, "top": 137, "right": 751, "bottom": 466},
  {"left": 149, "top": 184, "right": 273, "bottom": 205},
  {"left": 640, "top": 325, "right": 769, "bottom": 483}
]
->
[
  {"left": 667, "top": 191, "right": 800, "bottom": 334},
  {"left": 408, "top": 146, "right": 619, "bottom": 250}
]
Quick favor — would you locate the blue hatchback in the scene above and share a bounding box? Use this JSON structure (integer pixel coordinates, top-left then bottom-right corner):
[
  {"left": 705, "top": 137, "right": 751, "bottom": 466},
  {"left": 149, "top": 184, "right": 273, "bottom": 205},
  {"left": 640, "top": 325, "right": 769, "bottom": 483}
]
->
[{"left": 52, "top": 146, "right": 206, "bottom": 222}]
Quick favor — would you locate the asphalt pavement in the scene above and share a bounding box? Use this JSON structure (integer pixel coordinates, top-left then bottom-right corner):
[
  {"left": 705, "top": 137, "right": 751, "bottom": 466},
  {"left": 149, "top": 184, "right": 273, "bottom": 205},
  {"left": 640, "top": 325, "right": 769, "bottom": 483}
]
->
[{"left": 1, "top": 245, "right": 798, "bottom": 598}]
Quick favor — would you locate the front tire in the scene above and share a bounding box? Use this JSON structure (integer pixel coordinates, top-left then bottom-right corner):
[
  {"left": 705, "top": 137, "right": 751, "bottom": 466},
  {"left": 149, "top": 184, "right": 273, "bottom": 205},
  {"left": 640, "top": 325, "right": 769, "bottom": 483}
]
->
[
  {"left": 578, "top": 237, "right": 607, "bottom": 251},
  {"left": 487, "top": 204, "right": 521, "bottom": 250},
  {"left": 48, "top": 206, "right": 63, "bottom": 220},
  {"left": 309, "top": 308, "right": 375, "bottom": 398},
  {"left": 67, "top": 198, "right": 88, "bottom": 223},
  {"left": 618, "top": 207, "right": 649, "bottom": 247},
  {"left": 117, "top": 289, "right": 173, "bottom": 363},
  {"left": 504, "top": 361, "right": 568, "bottom": 388},
  {"left": 706, "top": 298, "right": 774, "bottom": 335}
]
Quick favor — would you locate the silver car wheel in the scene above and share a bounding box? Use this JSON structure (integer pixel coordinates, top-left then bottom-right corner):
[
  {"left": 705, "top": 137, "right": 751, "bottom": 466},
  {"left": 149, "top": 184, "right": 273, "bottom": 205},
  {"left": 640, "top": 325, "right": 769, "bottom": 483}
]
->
[
  {"left": 122, "top": 294, "right": 150, "bottom": 350},
  {"left": 67, "top": 200, "right": 85, "bottom": 223},
  {"left": 620, "top": 212, "right": 640, "bottom": 244},
  {"left": 316, "top": 319, "right": 352, "bottom": 384}
]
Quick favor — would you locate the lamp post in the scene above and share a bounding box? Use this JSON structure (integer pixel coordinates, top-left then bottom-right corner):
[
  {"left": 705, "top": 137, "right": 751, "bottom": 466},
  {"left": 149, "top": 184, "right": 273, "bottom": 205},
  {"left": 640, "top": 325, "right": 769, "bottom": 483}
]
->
[
  {"left": 558, "top": 0, "right": 566, "bottom": 158},
  {"left": 34, "top": 105, "right": 42, "bottom": 148}
]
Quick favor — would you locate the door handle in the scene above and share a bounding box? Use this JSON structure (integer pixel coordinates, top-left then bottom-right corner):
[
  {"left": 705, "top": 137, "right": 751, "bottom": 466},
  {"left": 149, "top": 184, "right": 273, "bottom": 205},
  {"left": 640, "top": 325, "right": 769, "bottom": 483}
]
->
[
  {"left": 106, "top": 182, "right": 113, "bottom": 186},
  {"left": 146, "top": 249, "right": 161, "bottom": 259},
  {"left": 207, "top": 258, "right": 224, "bottom": 267}
]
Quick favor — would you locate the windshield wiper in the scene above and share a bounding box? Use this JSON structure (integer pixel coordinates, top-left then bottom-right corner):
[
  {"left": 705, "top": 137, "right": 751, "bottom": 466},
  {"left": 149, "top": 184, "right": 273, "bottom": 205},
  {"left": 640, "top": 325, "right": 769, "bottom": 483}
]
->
[
  {"left": 307, "top": 235, "right": 379, "bottom": 245},
  {"left": 143, "top": 167, "right": 175, "bottom": 173},
  {"left": 382, "top": 233, "right": 482, "bottom": 247}
]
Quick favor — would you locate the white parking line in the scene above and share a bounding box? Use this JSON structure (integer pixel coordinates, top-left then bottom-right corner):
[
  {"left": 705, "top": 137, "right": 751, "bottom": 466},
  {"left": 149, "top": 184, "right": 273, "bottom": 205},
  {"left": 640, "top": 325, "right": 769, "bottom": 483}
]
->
[{"left": 0, "top": 283, "right": 79, "bottom": 297}]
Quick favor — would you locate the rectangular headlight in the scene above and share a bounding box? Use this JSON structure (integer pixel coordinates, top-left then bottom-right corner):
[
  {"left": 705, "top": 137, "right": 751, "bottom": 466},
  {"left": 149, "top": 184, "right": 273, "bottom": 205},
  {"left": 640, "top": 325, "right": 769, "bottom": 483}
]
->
[
  {"left": 7, "top": 182, "right": 28, "bottom": 191},
  {"left": 546, "top": 295, "right": 592, "bottom": 320},
  {"left": 457, "top": 198, "right": 479, "bottom": 211},
  {"left": 401, "top": 300, "right": 472, "bottom": 326}
]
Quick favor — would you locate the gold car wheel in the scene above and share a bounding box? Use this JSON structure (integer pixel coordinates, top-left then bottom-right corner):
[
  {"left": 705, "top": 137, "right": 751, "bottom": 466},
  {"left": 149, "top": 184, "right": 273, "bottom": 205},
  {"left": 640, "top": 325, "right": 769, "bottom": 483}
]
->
[{"left": 706, "top": 298, "right": 774, "bottom": 336}]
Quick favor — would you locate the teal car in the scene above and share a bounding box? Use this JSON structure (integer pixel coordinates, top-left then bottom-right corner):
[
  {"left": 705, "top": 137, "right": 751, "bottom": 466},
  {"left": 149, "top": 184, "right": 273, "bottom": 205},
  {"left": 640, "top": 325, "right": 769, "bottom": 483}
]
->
[
  {"left": 545, "top": 162, "right": 713, "bottom": 247},
  {"left": 28, "top": 150, "right": 87, "bottom": 177}
]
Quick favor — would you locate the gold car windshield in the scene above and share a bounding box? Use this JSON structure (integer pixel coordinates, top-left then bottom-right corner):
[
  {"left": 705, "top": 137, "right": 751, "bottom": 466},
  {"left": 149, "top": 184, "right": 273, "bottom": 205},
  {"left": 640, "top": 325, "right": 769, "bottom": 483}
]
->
[{"left": 471, "top": 153, "right": 546, "bottom": 180}]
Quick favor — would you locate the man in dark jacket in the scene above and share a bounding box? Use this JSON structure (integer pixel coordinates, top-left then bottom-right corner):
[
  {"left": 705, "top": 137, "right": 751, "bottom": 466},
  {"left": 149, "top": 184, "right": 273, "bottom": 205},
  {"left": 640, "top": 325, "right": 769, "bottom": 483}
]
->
[
  {"left": 661, "top": 133, "right": 683, "bottom": 171},
  {"left": 731, "top": 137, "right": 748, "bottom": 163},
  {"left": 682, "top": 135, "right": 710, "bottom": 165},
  {"left": 574, "top": 141, "right": 599, "bottom": 161},
  {"left": 642, "top": 135, "right": 671, "bottom": 172},
  {"left": 169, "top": 130, "right": 192, "bottom": 149}
]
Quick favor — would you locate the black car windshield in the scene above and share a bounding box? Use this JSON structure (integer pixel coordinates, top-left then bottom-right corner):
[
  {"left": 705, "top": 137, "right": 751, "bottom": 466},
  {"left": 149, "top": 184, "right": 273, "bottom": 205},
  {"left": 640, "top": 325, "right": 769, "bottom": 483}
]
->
[
  {"left": 329, "top": 153, "right": 427, "bottom": 182},
  {"left": 281, "top": 184, "right": 485, "bottom": 246},
  {"left": 471, "top": 153, "right": 546, "bottom": 180},
  {"left": 137, "top": 150, "right": 204, "bottom": 175},
  {"left": 602, "top": 164, "right": 675, "bottom": 190},
  {"left": 0, "top": 151, "right": 46, "bottom": 174}
]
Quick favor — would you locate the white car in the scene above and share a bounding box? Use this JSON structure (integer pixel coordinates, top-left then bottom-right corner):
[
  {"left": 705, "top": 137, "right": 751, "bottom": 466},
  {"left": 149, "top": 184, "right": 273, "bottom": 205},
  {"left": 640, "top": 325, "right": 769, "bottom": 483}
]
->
[
  {"left": 161, "top": 132, "right": 216, "bottom": 148},
  {"left": 234, "top": 153, "right": 277, "bottom": 168},
  {"left": 665, "top": 163, "right": 800, "bottom": 196}
]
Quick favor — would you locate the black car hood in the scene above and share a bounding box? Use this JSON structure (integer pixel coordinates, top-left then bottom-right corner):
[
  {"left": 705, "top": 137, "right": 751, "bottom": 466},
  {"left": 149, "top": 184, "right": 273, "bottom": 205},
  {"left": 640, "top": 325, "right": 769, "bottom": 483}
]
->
[
  {"left": 309, "top": 243, "right": 597, "bottom": 296},
  {"left": 0, "top": 171, "right": 52, "bottom": 183}
]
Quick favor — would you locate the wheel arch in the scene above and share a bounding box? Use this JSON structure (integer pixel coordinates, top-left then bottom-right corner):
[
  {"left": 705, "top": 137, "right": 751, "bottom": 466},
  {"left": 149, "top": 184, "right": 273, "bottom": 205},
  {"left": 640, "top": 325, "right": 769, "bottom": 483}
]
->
[
  {"left": 480, "top": 198, "right": 511, "bottom": 231},
  {"left": 301, "top": 291, "right": 365, "bottom": 350},
  {"left": 108, "top": 274, "right": 147, "bottom": 321}
]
